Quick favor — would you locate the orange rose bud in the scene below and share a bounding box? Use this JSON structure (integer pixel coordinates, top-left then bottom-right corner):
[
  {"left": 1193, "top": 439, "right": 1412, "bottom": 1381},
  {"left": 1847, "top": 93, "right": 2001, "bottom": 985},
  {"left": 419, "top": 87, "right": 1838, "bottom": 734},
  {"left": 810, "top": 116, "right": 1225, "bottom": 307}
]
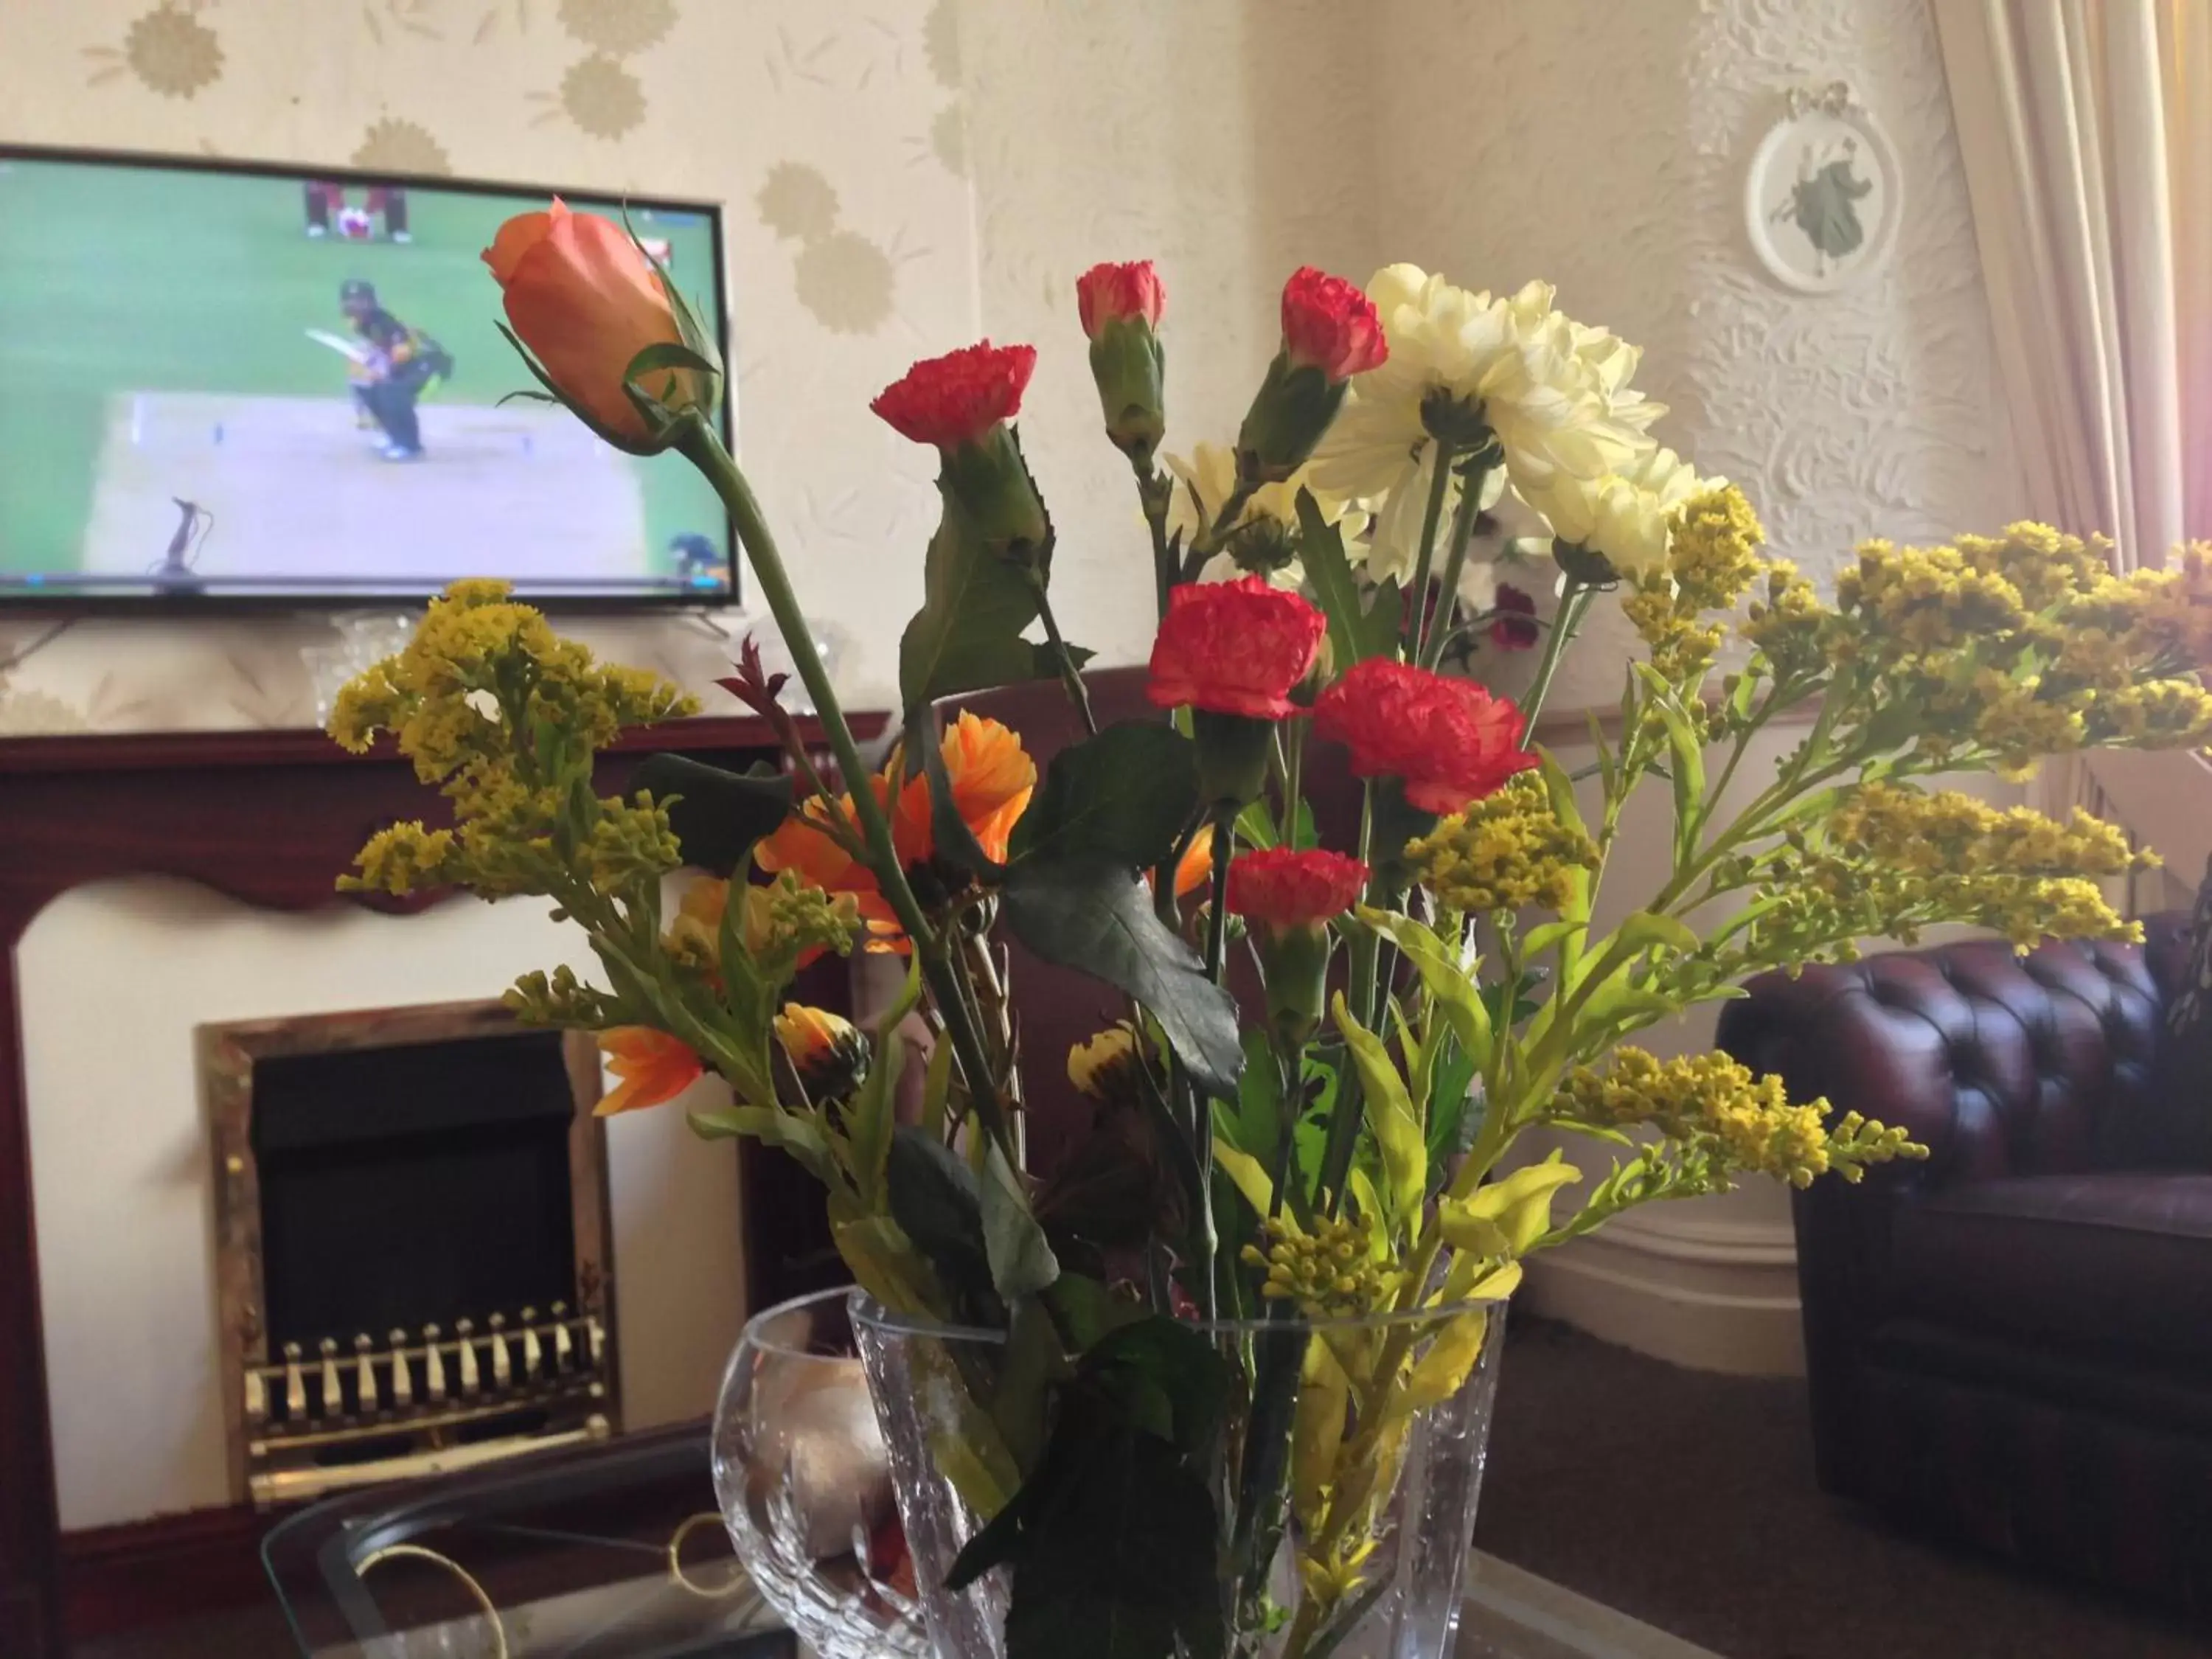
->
[
  {"left": 1312, "top": 658, "right": 1539, "bottom": 817},
  {"left": 595, "top": 1026, "right": 704, "bottom": 1116},
  {"left": 482, "top": 200, "right": 709, "bottom": 448}
]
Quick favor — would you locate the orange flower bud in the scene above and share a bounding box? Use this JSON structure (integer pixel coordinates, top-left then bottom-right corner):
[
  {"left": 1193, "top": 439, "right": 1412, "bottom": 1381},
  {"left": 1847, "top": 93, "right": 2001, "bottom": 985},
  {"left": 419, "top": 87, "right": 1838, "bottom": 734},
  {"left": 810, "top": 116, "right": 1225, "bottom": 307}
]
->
[{"left": 482, "top": 200, "right": 706, "bottom": 444}]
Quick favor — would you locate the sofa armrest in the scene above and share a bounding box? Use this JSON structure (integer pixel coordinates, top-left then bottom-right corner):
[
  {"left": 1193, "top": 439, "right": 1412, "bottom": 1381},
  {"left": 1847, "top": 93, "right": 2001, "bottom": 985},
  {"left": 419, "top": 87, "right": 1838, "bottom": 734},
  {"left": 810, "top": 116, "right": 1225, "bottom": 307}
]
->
[{"left": 1716, "top": 933, "right": 2162, "bottom": 1188}]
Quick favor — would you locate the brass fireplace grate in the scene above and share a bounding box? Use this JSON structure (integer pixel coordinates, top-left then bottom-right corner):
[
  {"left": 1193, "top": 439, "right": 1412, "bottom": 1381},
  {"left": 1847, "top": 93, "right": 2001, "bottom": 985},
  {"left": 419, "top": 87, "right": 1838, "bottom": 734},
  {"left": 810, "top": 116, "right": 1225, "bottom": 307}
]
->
[{"left": 201, "top": 999, "right": 622, "bottom": 1509}]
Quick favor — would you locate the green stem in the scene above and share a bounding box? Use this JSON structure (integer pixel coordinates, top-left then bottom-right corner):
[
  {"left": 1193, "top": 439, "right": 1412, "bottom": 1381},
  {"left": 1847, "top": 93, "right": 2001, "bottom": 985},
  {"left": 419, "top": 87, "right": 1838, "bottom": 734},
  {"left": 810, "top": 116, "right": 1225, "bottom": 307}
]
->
[
  {"left": 1517, "top": 575, "right": 1593, "bottom": 745},
  {"left": 675, "top": 420, "right": 1016, "bottom": 1165},
  {"left": 1138, "top": 459, "right": 1176, "bottom": 623},
  {"left": 1028, "top": 570, "right": 1099, "bottom": 737},
  {"left": 1198, "top": 813, "right": 1234, "bottom": 1321},
  {"left": 1419, "top": 461, "right": 1489, "bottom": 670},
  {"left": 1402, "top": 441, "right": 1457, "bottom": 661}
]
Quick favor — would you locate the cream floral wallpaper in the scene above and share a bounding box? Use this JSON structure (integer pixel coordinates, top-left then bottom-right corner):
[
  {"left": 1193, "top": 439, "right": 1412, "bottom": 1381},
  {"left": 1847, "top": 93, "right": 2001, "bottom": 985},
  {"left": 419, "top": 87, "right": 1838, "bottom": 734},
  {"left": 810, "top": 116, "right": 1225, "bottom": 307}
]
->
[
  {"left": 0, "top": 0, "right": 2020, "bottom": 737},
  {"left": 0, "top": 0, "right": 988, "bottom": 731}
]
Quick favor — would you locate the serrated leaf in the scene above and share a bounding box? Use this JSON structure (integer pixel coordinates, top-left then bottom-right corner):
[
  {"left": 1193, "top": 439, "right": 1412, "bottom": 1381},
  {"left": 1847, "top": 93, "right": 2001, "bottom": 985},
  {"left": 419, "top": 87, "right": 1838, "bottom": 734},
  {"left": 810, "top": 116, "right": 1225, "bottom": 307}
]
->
[
  {"left": 1001, "top": 856, "right": 1243, "bottom": 1096},
  {"left": 900, "top": 498, "right": 1052, "bottom": 708},
  {"left": 633, "top": 754, "right": 793, "bottom": 877},
  {"left": 1009, "top": 721, "right": 1199, "bottom": 868}
]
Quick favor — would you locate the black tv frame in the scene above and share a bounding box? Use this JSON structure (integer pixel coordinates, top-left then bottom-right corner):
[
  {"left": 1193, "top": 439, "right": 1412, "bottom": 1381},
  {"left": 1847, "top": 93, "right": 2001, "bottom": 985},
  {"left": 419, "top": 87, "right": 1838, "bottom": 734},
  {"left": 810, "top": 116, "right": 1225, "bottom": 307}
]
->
[{"left": 0, "top": 142, "right": 740, "bottom": 613}]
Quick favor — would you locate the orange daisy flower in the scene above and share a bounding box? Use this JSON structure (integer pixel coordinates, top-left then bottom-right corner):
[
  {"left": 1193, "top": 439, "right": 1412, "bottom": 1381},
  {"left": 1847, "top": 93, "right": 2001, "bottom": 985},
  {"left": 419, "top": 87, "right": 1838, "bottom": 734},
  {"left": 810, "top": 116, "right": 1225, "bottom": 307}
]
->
[
  {"left": 891, "top": 712, "right": 1037, "bottom": 867},
  {"left": 596, "top": 1027, "right": 704, "bottom": 1116}
]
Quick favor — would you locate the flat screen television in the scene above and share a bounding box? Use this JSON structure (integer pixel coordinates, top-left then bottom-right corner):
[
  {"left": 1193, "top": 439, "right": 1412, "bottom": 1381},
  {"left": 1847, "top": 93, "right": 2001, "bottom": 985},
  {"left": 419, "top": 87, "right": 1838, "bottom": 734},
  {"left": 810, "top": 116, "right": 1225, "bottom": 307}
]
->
[{"left": 0, "top": 146, "right": 736, "bottom": 609}]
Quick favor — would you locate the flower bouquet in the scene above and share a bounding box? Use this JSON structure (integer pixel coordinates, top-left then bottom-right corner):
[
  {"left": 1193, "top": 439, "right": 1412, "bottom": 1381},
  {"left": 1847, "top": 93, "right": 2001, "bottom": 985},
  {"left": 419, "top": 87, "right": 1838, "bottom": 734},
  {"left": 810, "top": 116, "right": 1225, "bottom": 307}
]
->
[{"left": 333, "top": 203, "right": 2212, "bottom": 1659}]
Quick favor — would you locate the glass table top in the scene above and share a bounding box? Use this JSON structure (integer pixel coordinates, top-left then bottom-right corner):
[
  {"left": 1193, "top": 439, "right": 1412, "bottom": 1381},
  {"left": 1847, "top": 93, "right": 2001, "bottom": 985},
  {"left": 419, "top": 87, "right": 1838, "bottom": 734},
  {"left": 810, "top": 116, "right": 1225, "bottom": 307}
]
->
[{"left": 263, "top": 1425, "right": 1717, "bottom": 1658}]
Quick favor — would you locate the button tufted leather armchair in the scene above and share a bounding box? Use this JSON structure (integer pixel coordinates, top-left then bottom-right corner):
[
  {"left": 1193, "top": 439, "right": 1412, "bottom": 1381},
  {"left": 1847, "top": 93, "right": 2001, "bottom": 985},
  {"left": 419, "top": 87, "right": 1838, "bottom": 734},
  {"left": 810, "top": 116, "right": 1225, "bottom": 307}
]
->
[{"left": 1717, "top": 919, "right": 2212, "bottom": 1611}]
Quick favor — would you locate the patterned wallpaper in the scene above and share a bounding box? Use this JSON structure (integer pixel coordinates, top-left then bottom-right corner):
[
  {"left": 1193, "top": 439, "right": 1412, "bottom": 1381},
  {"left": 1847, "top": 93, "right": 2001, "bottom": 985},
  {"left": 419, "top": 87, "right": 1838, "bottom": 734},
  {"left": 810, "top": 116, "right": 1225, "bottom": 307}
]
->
[
  {"left": 0, "top": 0, "right": 2020, "bottom": 734},
  {"left": 0, "top": 0, "right": 983, "bottom": 731}
]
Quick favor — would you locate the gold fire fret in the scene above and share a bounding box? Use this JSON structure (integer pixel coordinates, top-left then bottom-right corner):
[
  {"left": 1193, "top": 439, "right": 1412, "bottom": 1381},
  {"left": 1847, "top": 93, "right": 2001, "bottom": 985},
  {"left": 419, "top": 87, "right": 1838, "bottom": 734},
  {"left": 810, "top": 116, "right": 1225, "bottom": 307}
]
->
[
  {"left": 200, "top": 1000, "right": 622, "bottom": 1509},
  {"left": 242, "top": 1308, "right": 616, "bottom": 1506}
]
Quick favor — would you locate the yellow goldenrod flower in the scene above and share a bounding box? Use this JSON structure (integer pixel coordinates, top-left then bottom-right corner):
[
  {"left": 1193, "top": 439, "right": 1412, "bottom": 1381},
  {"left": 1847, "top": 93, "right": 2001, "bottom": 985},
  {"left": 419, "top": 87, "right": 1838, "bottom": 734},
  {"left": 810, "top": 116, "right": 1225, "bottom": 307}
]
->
[
  {"left": 1405, "top": 773, "right": 1599, "bottom": 915},
  {"left": 1554, "top": 1046, "right": 1922, "bottom": 1188}
]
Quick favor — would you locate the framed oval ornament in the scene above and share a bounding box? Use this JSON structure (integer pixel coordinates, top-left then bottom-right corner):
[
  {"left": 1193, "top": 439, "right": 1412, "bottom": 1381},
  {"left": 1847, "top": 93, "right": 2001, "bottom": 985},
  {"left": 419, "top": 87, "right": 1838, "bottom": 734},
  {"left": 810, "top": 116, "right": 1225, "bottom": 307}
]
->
[{"left": 1745, "top": 82, "right": 1900, "bottom": 293}]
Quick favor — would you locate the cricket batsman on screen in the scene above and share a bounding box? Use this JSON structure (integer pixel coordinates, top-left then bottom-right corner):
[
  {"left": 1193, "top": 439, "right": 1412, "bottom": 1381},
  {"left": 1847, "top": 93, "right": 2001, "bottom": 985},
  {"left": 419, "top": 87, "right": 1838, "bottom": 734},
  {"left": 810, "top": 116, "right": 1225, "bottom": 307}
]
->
[{"left": 335, "top": 278, "right": 453, "bottom": 462}]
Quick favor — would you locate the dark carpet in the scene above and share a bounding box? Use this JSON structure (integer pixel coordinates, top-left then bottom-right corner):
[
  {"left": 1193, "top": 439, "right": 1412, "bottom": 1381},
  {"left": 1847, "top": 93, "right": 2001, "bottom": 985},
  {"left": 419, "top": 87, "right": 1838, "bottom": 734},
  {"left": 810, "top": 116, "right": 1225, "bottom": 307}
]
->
[
  {"left": 1474, "top": 1318, "right": 2211, "bottom": 1658},
  {"left": 77, "top": 1321, "right": 2212, "bottom": 1658}
]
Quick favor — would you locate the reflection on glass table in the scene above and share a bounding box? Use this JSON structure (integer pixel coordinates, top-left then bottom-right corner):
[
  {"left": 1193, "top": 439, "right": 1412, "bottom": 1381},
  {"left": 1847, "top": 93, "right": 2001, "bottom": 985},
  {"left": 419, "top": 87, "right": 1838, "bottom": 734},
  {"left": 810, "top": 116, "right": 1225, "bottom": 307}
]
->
[
  {"left": 263, "top": 1420, "right": 1719, "bottom": 1658},
  {"left": 262, "top": 1425, "right": 793, "bottom": 1657}
]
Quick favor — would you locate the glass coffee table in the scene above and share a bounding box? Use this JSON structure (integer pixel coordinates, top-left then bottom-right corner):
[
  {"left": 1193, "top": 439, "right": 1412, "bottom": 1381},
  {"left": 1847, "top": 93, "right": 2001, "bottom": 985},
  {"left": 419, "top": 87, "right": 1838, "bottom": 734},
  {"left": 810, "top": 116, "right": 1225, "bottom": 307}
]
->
[{"left": 264, "top": 1425, "right": 1716, "bottom": 1658}]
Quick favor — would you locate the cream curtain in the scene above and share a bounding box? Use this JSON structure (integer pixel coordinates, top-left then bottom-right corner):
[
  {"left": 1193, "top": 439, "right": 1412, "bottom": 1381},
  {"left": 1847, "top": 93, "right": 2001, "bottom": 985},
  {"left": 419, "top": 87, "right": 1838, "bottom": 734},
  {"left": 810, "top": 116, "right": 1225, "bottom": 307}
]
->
[
  {"left": 1932, "top": 0, "right": 2211, "bottom": 570},
  {"left": 1935, "top": 0, "right": 2212, "bottom": 897}
]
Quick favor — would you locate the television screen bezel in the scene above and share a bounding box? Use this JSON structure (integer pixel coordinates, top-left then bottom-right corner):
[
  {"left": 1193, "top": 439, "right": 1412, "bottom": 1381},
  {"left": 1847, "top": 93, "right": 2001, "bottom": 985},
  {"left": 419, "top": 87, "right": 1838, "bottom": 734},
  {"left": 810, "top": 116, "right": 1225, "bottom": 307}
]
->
[{"left": 0, "top": 142, "right": 740, "bottom": 614}]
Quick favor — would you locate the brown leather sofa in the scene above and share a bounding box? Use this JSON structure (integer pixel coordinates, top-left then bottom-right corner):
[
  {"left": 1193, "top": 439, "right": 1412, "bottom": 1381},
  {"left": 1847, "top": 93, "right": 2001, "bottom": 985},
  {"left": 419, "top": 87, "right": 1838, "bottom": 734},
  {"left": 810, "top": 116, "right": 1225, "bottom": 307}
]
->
[{"left": 1717, "top": 919, "right": 2212, "bottom": 1612}]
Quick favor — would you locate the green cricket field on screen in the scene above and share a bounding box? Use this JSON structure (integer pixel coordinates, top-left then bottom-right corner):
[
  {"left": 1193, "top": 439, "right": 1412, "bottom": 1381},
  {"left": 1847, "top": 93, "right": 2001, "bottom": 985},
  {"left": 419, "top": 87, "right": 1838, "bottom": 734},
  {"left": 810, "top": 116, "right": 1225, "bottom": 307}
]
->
[{"left": 0, "top": 152, "right": 734, "bottom": 604}]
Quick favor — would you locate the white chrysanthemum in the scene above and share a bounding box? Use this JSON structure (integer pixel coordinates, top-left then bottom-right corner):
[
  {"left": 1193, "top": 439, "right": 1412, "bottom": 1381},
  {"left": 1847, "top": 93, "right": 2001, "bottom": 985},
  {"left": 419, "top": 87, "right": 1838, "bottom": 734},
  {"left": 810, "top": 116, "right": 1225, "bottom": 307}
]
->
[
  {"left": 1520, "top": 445, "right": 1705, "bottom": 577},
  {"left": 1360, "top": 446, "right": 1508, "bottom": 585},
  {"left": 1164, "top": 442, "right": 1367, "bottom": 589},
  {"left": 1310, "top": 265, "right": 1662, "bottom": 528}
]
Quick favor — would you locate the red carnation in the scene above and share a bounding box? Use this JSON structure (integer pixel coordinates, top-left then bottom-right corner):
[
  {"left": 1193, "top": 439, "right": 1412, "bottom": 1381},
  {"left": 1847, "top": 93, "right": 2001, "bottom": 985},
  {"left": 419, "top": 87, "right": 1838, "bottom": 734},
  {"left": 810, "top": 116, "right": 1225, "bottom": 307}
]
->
[
  {"left": 1147, "top": 577, "right": 1326, "bottom": 721},
  {"left": 1077, "top": 260, "right": 1164, "bottom": 339},
  {"left": 1227, "top": 847, "right": 1371, "bottom": 932},
  {"left": 1489, "top": 583, "right": 1540, "bottom": 650},
  {"left": 1312, "top": 658, "right": 1537, "bottom": 815},
  {"left": 1280, "top": 266, "right": 1388, "bottom": 383},
  {"left": 870, "top": 341, "right": 1037, "bottom": 451}
]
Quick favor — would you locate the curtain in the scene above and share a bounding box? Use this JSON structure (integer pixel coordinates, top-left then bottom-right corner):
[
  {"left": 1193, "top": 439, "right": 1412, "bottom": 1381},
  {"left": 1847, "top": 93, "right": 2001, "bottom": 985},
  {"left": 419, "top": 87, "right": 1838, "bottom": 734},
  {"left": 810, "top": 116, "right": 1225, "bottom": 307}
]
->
[
  {"left": 1936, "top": 0, "right": 2212, "bottom": 900},
  {"left": 1931, "top": 0, "right": 2211, "bottom": 570}
]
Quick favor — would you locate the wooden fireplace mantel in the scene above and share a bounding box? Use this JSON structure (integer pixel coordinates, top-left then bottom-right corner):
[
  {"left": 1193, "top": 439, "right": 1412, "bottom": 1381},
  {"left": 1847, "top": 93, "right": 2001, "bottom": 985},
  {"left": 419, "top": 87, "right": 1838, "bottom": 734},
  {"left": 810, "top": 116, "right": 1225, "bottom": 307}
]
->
[{"left": 0, "top": 713, "right": 883, "bottom": 1655}]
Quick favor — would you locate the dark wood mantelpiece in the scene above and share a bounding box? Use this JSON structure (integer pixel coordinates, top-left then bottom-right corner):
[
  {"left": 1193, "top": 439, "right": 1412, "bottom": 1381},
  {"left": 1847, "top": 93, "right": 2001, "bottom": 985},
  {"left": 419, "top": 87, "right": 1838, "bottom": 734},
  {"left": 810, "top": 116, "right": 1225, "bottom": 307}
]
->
[{"left": 0, "top": 713, "right": 883, "bottom": 1655}]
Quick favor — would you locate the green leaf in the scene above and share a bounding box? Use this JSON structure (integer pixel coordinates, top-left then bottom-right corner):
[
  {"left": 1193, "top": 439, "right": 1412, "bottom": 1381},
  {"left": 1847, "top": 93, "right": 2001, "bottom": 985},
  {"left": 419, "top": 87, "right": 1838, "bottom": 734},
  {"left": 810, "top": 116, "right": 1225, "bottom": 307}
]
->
[
  {"left": 688, "top": 1105, "right": 834, "bottom": 1182},
  {"left": 1082, "top": 1315, "right": 1232, "bottom": 1461},
  {"left": 1000, "top": 856, "right": 1244, "bottom": 1096},
  {"left": 900, "top": 498, "right": 1055, "bottom": 708},
  {"left": 885, "top": 1125, "right": 996, "bottom": 1318},
  {"left": 981, "top": 1146, "right": 1061, "bottom": 1301},
  {"left": 1424, "top": 1036, "right": 1480, "bottom": 1189},
  {"left": 1009, "top": 721, "right": 1200, "bottom": 868},
  {"left": 1613, "top": 908, "right": 1702, "bottom": 958},
  {"left": 1450, "top": 1152, "right": 1583, "bottom": 1253},
  {"left": 1332, "top": 992, "right": 1425, "bottom": 1223},
  {"left": 1211, "top": 1138, "right": 1274, "bottom": 1219},
  {"left": 633, "top": 755, "right": 793, "bottom": 877},
  {"left": 1296, "top": 488, "right": 1399, "bottom": 665},
  {"left": 1354, "top": 907, "right": 1491, "bottom": 1074},
  {"left": 1392, "top": 1307, "right": 1492, "bottom": 1414},
  {"left": 844, "top": 960, "right": 924, "bottom": 1208},
  {"left": 1000, "top": 1415, "right": 1224, "bottom": 1659}
]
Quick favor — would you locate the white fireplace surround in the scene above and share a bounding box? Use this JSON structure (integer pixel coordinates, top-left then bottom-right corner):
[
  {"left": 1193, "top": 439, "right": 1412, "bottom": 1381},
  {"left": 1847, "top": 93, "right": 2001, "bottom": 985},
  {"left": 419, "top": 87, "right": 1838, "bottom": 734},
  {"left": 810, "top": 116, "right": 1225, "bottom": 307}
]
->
[{"left": 17, "top": 876, "right": 746, "bottom": 1533}]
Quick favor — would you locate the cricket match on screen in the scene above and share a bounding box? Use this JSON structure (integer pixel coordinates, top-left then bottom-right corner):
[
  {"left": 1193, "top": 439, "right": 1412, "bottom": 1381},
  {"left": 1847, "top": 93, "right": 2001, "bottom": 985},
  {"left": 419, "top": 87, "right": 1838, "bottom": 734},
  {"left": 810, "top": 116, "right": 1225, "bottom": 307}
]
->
[{"left": 0, "top": 153, "right": 735, "bottom": 603}]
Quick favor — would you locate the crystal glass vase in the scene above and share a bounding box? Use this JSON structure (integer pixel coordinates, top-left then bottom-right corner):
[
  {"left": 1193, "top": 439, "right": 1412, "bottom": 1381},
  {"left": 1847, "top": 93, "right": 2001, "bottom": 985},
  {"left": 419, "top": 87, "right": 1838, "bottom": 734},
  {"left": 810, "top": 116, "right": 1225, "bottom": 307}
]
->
[
  {"left": 710, "top": 1285, "right": 929, "bottom": 1658},
  {"left": 851, "top": 1293, "right": 1508, "bottom": 1659}
]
